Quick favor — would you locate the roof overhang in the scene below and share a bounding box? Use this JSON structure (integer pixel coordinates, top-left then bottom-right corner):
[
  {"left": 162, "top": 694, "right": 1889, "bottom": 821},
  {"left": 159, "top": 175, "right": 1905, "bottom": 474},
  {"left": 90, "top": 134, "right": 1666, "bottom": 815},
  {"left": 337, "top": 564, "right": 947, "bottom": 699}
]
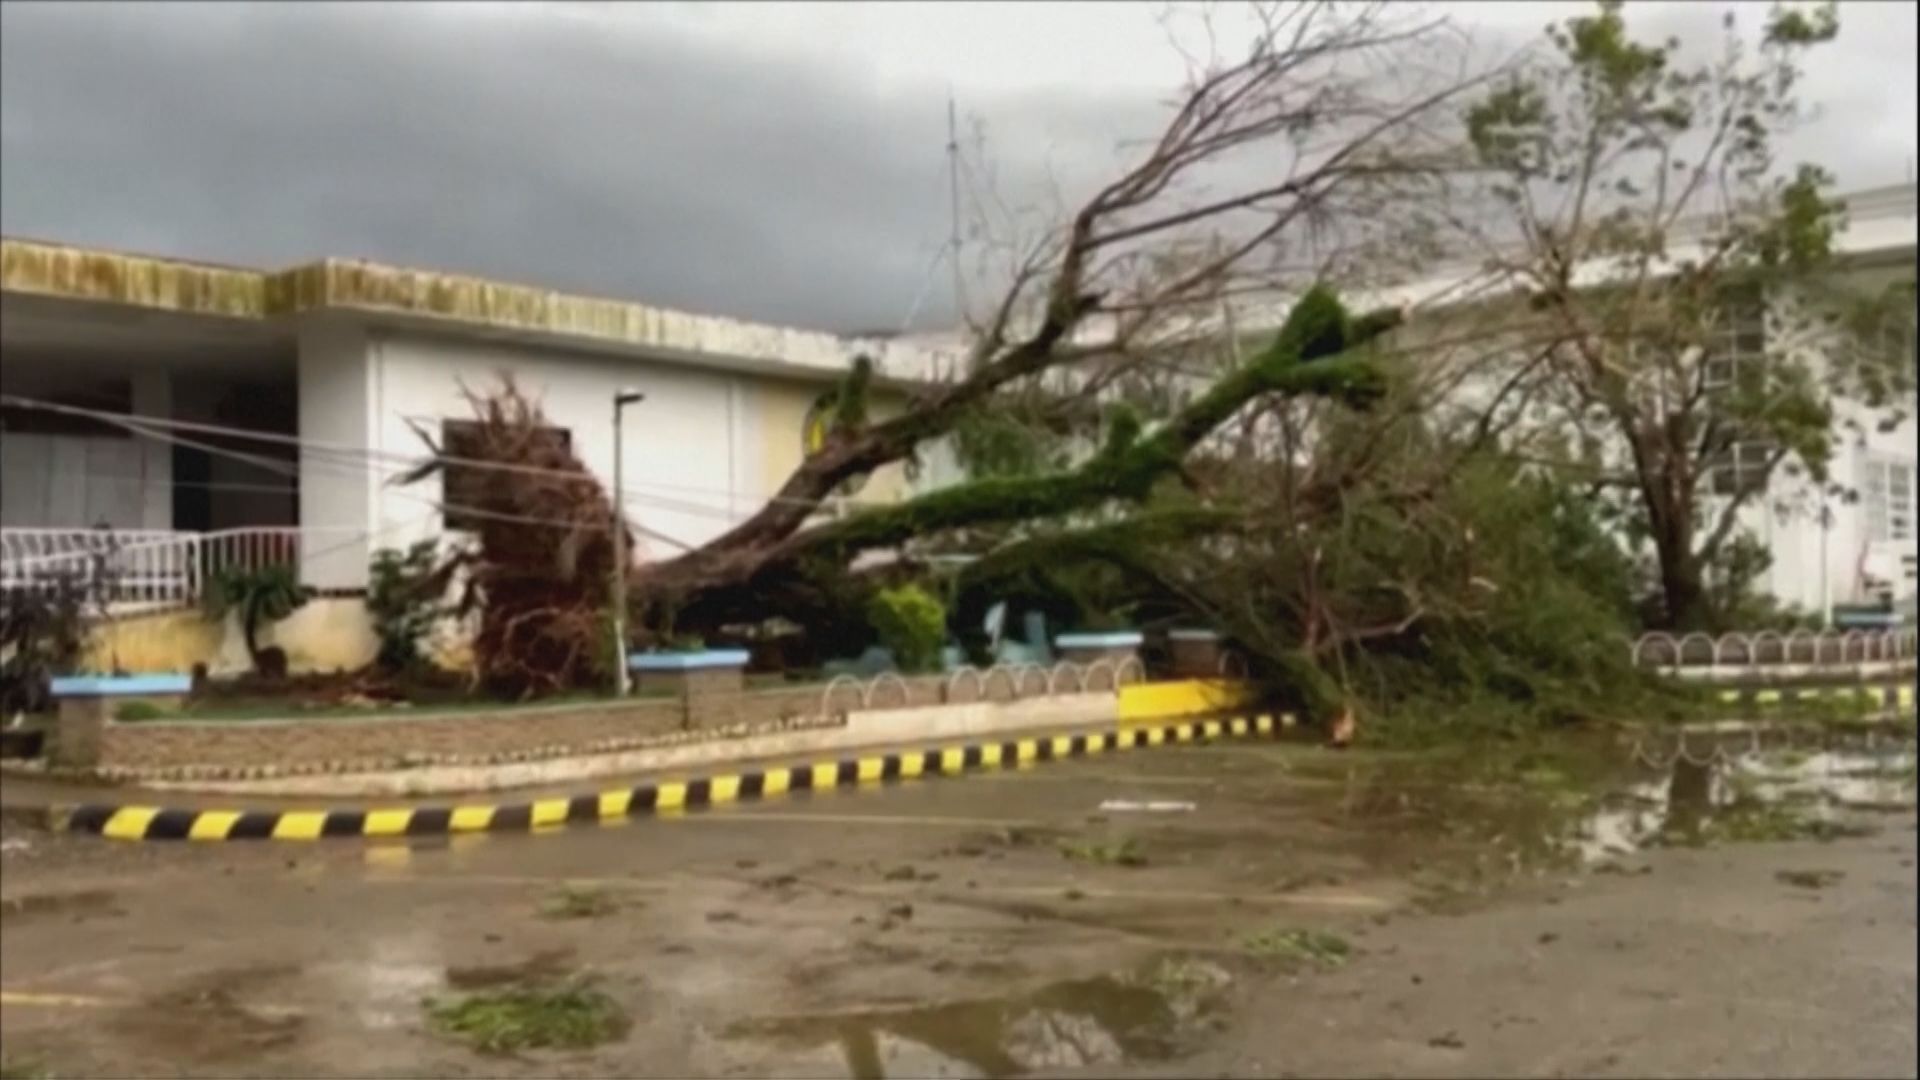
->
[{"left": 0, "top": 238, "right": 914, "bottom": 388}]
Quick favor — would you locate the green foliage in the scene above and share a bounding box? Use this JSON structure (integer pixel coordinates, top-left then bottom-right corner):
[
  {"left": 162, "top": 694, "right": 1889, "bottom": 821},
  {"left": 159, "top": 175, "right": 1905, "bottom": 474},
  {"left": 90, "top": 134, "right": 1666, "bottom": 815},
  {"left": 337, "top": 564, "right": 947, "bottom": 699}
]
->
[
  {"left": 423, "top": 981, "right": 629, "bottom": 1055},
  {"left": 809, "top": 286, "right": 1394, "bottom": 564},
  {"left": 367, "top": 542, "right": 448, "bottom": 673},
  {"left": 0, "top": 542, "right": 123, "bottom": 715},
  {"left": 114, "top": 700, "right": 172, "bottom": 722},
  {"left": 952, "top": 407, "right": 1073, "bottom": 479},
  {"left": 204, "top": 565, "right": 311, "bottom": 671},
  {"left": 1, "top": 578, "right": 94, "bottom": 717},
  {"left": 659, "top": 633, "right": 708, "bottom": 653},
  {"left": 1458, "top": 0, "right": 1900, "bottom": 630},
  {"left": 1240, "top": 927, "right": 1353, "bottom": 969},
  {"left": 1763, "top": 1, "right": 1838, "bottom": 46},
  {"left": 866, "top": 584, "right": 946, "bottom": 674},
  {"left": 831, "top": 354, "right": 873, "bottom": 434}
]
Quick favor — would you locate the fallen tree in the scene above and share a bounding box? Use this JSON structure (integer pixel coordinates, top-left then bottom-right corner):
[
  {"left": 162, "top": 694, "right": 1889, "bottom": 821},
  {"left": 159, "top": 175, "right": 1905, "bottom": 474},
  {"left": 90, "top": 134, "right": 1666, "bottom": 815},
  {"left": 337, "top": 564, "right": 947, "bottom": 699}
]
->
[{"left": 401, "top": 1, "right": 1482, "bottom": 697}]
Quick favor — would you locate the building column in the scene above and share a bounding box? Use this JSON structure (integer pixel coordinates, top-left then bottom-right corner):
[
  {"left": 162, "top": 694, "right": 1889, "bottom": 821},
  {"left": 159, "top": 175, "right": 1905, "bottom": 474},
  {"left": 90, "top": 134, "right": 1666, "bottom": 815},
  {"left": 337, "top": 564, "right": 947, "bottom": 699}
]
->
[
  {"left": 296, "top": 319, "right": 377, "bottom": 590},
  {"left": 129, "top": 369, "right": 172, "bottom": 531}
]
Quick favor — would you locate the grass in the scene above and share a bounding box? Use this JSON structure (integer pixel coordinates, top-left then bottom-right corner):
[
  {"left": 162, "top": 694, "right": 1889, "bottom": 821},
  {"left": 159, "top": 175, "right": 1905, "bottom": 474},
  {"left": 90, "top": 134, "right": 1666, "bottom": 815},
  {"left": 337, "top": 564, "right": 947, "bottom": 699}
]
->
[
  {"left": 539, "top": 886, "right": 619, "bottom": 920},
  {"left": 112, "top": 701, "right": 173, "bottom": 722},
  {"left": 1240, "top": 927, "right": 1353, "bottom": 970},
  {"left": 0, "top": 1058, "right": 49, "bottom": 1080},
  {"left": 1058, "top": 836, "right": 1148, "bottom": 867},
  {"left": 423, "top": 980, "right": 629, "bottom": 1055}
]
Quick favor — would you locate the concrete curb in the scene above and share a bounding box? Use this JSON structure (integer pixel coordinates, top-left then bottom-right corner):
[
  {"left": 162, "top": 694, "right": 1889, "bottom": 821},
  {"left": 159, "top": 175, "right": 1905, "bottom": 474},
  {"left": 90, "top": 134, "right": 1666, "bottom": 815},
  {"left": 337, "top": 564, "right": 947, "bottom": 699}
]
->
[
  {"left": 1714, "top": 684, "right": 1916, "bottom": 709},
  {"left": 48, "top": 714, "right": 1283, "bottom": 843}
]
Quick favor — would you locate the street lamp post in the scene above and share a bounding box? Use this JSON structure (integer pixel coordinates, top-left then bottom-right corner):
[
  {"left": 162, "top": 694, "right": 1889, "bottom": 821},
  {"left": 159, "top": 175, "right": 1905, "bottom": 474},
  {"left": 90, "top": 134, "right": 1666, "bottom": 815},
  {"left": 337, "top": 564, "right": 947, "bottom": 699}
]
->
[{"left": 611, "top": 390, "right": 645, "bottom": 696}]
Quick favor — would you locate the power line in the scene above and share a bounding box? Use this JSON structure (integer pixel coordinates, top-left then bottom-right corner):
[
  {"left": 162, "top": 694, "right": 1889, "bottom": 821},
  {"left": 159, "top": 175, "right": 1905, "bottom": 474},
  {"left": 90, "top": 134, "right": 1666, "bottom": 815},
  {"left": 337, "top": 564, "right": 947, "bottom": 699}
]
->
[
  {"left": 4, "top": 402, "right": 703, "bottom": 553},
  {"left": 0, "top": 394, "right": 863, "bottom": 545},
  {"left": 1, "top": 395, "right": 900, "bottom": 511}
]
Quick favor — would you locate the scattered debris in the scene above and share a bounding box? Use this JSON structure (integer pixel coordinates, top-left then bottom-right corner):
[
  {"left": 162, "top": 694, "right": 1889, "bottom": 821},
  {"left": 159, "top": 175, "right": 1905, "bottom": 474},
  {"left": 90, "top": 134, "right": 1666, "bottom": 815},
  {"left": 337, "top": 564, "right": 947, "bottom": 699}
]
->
[
  {"left": 1241, "top": 927, "right": 1352, "bottom": 970},
  {"left": 1328, "top": 707, "right": 1357, "bottom": 748},
  {"left": 1774, "top": 869, "right": 1845, "bottom": 890},
  {"left": 1059, "top": 837, "right": 1148, "bottom": 867},
  {"left": 1428, "top": 1031, "right": 1465, "bottom": 1049},
  {"left": 539, "top": 886, "right": 619, "bottom": 920}
]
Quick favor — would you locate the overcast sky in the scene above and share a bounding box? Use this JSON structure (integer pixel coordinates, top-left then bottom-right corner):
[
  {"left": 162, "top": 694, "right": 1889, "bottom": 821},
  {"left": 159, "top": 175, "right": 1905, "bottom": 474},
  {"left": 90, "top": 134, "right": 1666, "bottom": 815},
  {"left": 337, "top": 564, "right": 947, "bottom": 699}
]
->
[{"left": 2, "top": 1, "right": 1913, "bottom": 334}]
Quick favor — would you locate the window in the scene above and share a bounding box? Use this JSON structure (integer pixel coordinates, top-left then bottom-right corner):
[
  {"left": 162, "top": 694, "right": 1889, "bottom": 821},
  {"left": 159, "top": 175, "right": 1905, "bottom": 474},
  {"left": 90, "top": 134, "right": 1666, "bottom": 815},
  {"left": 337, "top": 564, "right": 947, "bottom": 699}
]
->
[
  {"left": 1863, "top": 457, "right": 1916, "bottom": 544},
  {"left": 1702, "top": 287, "right": 1777, "bottom": 496},
  {"left": 1702, "top": 286, "right": 1768, "bottom": 392},
  {"left": 1708, "top": 439, "right": 1777, "bottom": 497},
  {"left": 439, "top": 418, "right": 571, "bottom": 532}
]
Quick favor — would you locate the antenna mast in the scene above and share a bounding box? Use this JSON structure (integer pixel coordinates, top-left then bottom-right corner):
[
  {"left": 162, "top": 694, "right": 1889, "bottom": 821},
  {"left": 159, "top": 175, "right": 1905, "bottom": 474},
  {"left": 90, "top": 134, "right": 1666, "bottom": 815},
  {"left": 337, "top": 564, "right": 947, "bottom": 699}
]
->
[{"left": 946, "top": 92, "right": 966, "bottom": 328}]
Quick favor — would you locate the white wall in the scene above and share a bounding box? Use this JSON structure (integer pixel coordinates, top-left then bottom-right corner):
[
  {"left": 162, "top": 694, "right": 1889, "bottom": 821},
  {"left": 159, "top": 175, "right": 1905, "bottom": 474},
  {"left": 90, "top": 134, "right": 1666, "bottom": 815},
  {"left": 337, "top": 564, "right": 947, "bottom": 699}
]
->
[
  {"left": 297, "top": 320, "right": 377, "bottom": 589},
  {"left": 366, "top": 329, "right": 746, "bottom": 571}
]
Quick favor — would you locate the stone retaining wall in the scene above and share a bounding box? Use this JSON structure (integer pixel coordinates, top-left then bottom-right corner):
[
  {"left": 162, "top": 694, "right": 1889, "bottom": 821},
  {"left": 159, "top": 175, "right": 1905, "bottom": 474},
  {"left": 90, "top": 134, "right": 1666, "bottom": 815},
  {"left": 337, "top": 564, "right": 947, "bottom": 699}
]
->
[{"left": 60, "top": 674, "right": 960, "bottom": 776}]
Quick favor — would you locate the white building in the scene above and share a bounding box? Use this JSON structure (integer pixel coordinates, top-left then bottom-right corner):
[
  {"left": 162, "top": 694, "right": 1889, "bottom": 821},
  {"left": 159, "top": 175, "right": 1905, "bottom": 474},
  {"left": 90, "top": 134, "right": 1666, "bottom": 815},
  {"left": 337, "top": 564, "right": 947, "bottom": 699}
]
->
[
  {"left": 0, "top": 240, "right": 937, "bottom": 670},
  {"left": 0, "top": 183, "right": 1911, "bottom": 673}
]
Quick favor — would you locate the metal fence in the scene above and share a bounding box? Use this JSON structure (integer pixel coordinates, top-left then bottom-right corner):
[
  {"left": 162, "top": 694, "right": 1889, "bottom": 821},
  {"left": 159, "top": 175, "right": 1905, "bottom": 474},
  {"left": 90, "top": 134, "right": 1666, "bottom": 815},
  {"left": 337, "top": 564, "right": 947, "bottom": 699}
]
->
[
  {"left": 816, "top": 657, "right": 1149, "bottom": 716},
  {"left": 0, "top": 527, "right": 318, "bottom": 612},
  {"left": 1629, "top": 628, "right": 1919, "bottom": 672}
]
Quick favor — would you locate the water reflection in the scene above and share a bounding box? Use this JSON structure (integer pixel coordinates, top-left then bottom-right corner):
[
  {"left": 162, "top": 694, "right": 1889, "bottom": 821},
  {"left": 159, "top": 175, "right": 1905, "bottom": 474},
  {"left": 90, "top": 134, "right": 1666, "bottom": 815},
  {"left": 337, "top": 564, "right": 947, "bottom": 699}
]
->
[
  {"left": 1575, "top": 734, "right": 1914, "bottom": 858},
  {"left": 725, "top": 960, "right": 1230, "bottom": 1079}
]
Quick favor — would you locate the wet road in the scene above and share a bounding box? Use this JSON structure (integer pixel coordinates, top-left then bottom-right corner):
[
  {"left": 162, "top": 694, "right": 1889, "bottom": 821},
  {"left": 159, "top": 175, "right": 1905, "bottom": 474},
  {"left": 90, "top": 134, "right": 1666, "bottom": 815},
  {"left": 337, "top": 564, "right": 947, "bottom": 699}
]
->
[{"left": 1, "top": 730, "right": 1914, "bottom": 1078}]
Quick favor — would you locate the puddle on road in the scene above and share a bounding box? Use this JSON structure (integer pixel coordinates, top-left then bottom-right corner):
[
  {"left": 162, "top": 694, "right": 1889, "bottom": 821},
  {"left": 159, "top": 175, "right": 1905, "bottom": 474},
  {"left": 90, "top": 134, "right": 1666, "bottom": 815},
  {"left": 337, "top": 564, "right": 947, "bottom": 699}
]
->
[
  {"left": 117, "top": 964, "right": 306, "bottom": 1064},
  {"left": 1577, "top": 733, "right": 1915, "bottom": 858},
  {"left": 723, "top": 957, "right": 1231, "bottom": 1078},
  {"left": 1239, "top": 729, "right": 1915, "bottom": 910}
]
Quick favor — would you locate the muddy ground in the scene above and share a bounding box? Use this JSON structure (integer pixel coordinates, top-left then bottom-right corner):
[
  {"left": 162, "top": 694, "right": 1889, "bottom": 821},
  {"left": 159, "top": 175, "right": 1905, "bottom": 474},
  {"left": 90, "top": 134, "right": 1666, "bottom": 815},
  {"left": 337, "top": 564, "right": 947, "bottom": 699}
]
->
[{"left": 0, "top": 728, "right": 1913, "bottom": 1079}]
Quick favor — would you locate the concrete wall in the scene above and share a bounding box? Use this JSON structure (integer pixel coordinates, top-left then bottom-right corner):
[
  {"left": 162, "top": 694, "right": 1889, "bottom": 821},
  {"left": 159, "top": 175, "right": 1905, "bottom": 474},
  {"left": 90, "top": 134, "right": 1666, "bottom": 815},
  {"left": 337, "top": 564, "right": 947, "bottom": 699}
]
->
[
  {"left": 48, "top": 666, "right": 1208, "bottom": 785},
  {"left": 289, "top": 322, "right": 919, "bottom": 590},
  {"left": 87, "top": 598, "right": 381, "bottom": 676},
  {"left": 118, "top": 689, "right": 1133, "bottom": 798},
  {"left": 70, "top": 673, "right": 951, "bottom": 775}
]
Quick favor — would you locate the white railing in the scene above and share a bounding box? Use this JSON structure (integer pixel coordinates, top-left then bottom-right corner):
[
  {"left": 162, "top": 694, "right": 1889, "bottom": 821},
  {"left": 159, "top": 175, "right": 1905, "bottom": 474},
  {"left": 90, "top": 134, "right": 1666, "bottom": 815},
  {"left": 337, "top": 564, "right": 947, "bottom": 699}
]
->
[
  {"left": 0, "top": 527, "right": 318, "bottom": 612},
  {"left": 1630, "top": 628, "right": 1918, "bottom": 676}
]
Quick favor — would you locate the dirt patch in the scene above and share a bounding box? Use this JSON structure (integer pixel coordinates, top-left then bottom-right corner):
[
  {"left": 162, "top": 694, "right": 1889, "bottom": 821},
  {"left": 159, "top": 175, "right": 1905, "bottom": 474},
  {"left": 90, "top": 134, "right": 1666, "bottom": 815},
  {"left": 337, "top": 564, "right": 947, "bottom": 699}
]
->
[
  {"left": 0, "top": 888, "right": 123, "bottom": 924},
  {"left": 115, "top": 964, "right": 306, "bottom": 1064},
  {"left": 445, "top": 948, "right": 579, "bottom": 991},
  {"left": 1774, "top": 868, "right": 1846, "bottom": 889}
]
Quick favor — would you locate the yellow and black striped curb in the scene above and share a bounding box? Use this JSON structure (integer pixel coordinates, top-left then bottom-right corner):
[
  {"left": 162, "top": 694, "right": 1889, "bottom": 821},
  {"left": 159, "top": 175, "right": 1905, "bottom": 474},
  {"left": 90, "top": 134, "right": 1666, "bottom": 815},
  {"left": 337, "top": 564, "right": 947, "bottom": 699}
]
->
[
  {"left": 55, "top": 715, "right": 1286, "bottom": 843},
  {"left": 1715, "top": 684, "right": 1916, "bottom": 709}
]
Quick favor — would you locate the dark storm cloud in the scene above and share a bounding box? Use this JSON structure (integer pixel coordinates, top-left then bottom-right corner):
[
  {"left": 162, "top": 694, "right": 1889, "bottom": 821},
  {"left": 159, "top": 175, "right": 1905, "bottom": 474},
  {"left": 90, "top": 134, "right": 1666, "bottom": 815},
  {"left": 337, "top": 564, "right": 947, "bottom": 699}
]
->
[
  {"left": 3, "top": 2, "right": 1908, "bottom": 335},
  {"left": 0, "top": 1, "right": 1161, "bottom": 333}
]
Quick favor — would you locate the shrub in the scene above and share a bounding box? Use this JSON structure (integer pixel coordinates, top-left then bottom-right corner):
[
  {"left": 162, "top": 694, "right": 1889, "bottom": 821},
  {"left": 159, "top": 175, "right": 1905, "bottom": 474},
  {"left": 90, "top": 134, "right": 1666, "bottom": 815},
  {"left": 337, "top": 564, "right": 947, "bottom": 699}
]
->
[
  {"left": 867, "top": 584, "right": 946, "bottom": 674},
  {"left": 204, "top": 565, "right": 312, "bottom": 677},
  {"left": 367, "top": 542, "right": 448, "bottom": 672},
  {"left": 423, "top": 980, "right": 628, "bottom": 1055},
  {"left": 1, "top": 540, "right": 122, "bottom": 717}
]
